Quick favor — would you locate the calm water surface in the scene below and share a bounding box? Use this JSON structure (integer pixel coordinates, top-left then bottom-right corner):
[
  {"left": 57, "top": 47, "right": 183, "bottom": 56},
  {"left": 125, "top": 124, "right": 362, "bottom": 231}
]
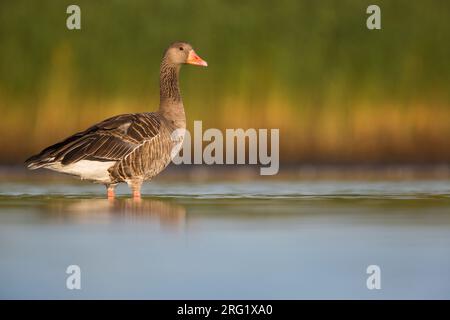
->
[{"left": 1, "top": 180, "right": 450, "bottom": 299}]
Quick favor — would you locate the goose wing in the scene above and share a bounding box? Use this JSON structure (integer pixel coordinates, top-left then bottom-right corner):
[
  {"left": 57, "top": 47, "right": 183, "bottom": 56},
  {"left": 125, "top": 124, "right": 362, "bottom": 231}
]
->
[{"left": 25, "top": 113, "right": 161, "bottom": 169}]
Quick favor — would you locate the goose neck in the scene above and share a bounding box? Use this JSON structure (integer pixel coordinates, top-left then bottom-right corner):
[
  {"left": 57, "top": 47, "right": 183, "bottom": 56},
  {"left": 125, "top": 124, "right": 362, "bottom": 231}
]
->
[{"left": 159, "top": 60, "right": 182, "bottom": 108}]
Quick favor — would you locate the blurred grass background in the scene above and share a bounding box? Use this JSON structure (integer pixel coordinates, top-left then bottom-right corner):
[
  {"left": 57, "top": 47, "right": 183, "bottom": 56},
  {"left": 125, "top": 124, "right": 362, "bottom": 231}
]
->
[{"left": 0, "top": 0, "right": 449, "bottom": 165}]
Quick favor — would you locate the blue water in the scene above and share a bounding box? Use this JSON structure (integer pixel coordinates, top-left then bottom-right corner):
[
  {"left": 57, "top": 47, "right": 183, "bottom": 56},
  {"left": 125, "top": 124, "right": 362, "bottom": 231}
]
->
[{"left": 1, "top": 180, "right": 450, "bottom": 299}]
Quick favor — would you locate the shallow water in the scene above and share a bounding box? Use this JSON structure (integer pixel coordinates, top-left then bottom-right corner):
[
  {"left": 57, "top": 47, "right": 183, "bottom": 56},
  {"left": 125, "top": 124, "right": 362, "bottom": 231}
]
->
[{"left": 1, "top": 180, "right": 450, "bottom": 299}]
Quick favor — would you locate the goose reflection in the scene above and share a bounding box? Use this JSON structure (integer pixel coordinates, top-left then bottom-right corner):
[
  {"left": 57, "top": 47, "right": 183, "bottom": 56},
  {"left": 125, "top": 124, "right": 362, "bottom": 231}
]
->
[{"left": 46, "top": 197, "right": 186, "bottom": 228}]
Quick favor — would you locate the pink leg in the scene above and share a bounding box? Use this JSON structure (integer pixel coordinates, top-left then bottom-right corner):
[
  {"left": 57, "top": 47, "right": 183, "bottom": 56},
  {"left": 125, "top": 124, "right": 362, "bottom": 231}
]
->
[
  {"left": 131, "top": 181, "right": 142, "bottom": 200},
  {"left": 133, "top": 190, "right": 141, "bottom": 200},
  {"left": 106, "top": 185, "right": 115, "bottom": 200}
]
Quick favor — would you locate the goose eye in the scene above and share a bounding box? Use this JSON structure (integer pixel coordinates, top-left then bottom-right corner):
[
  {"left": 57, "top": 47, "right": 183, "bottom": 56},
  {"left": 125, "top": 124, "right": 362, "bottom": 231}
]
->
[{"left": 179, "top": 47, "right": 184, "bottom": 51}]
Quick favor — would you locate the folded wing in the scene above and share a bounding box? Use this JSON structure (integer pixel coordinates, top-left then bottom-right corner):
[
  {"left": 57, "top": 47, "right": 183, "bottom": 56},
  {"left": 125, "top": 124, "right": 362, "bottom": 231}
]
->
[{"left": 25, "top": 113, "right": 161, "bottom": 169}]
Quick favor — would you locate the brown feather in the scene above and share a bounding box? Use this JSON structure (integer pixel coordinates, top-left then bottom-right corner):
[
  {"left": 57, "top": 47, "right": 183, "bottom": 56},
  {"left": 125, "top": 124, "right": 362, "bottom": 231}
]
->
[{"left": 25, "top": 113, "right": 162, "bottom": 168}]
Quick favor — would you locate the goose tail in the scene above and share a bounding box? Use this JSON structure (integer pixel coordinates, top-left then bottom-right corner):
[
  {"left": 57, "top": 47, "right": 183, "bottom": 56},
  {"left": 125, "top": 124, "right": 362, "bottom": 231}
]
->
[{"left": 24, "top": 153, "right": 55, "bottom": 170}]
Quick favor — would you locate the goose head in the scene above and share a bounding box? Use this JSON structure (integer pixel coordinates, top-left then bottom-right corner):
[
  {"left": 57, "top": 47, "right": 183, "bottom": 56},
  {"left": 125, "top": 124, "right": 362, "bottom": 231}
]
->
[{"left": 164, "top": 42, "right": 208, "bottom": 67}]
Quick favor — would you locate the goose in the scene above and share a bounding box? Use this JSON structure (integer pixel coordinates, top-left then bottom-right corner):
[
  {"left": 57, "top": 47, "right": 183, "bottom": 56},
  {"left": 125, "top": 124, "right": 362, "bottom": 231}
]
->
[{"left": 25, "top": 42, "right": 207, "bottom": 199}]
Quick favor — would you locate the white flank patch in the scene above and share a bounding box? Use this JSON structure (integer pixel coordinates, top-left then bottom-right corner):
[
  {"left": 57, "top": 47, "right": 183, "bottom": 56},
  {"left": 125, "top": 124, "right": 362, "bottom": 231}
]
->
[{"left": 47, "top": 160, "right": 116, "bottom": 183}]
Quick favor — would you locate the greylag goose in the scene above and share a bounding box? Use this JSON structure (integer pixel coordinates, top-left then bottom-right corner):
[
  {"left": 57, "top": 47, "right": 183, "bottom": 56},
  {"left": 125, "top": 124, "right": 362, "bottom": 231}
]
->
[{"left": 25, "top": 42, "right": 207, "bottom": 199}]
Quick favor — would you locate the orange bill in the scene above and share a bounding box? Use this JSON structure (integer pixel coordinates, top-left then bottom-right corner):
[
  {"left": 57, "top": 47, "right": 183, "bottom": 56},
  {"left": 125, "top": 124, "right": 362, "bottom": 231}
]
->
[{"left": 186, "top": 50, "right": 208, "bottom": 67}]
